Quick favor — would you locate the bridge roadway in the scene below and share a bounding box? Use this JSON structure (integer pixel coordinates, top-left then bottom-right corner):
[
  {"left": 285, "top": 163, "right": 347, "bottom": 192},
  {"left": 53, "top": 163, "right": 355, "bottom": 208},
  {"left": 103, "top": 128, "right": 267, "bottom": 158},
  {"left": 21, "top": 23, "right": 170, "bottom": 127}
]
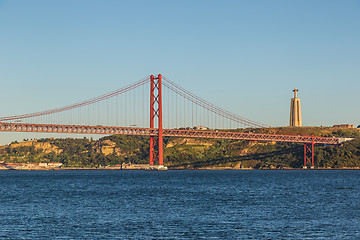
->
[{"left": 0, "top": 122, "right": 345, "bottom": 145}]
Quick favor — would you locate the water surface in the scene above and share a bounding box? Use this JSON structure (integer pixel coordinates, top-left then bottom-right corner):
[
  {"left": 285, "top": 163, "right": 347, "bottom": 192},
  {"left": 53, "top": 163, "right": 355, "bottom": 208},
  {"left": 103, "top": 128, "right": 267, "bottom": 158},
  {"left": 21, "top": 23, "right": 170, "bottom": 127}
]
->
[{"left": 0, "top": 170, "right": 359, "bottom": 239}]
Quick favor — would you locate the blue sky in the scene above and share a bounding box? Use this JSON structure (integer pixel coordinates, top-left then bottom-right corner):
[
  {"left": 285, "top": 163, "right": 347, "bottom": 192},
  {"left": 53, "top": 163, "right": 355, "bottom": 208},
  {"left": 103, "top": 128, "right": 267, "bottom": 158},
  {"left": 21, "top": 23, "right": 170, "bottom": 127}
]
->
[{"left": 0, "top": 0, "right": 359, "bottom": 144}]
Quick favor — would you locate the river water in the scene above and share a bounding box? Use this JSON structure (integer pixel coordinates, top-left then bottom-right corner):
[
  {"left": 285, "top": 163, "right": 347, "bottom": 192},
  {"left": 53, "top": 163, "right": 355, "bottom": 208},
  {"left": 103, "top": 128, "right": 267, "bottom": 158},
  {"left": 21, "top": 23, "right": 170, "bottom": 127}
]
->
[{"left": 0, "top": 170, "right": 359, "bottom": 239}]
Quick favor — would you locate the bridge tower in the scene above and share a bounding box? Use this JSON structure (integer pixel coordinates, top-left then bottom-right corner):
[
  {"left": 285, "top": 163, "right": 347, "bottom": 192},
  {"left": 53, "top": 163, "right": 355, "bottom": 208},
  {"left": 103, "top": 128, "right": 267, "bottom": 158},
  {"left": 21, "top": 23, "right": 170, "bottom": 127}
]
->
[
  {"left": 290, "top": 88, "right": 302, "bottom": 127},
  {"left": 149, "top": 74, "right": 164, "bottom": 166},
  {"left": 303, "top": 135, "right": 315, "bottom": 169}
]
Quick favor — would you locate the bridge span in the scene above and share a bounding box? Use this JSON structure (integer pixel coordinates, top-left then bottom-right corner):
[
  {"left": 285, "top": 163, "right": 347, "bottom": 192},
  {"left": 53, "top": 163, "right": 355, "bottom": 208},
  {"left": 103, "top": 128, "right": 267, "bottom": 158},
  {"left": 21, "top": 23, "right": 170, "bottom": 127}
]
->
[{"left": 0, "top": 122, "right": 344, "bottom": 145}]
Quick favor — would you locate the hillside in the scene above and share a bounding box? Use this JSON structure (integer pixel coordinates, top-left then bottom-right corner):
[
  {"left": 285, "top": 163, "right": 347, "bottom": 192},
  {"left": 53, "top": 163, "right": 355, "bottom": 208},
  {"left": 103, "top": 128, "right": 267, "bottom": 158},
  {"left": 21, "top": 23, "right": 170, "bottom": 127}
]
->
[{"left": 0, "top": 127, "right": 359, "bottom": 169}]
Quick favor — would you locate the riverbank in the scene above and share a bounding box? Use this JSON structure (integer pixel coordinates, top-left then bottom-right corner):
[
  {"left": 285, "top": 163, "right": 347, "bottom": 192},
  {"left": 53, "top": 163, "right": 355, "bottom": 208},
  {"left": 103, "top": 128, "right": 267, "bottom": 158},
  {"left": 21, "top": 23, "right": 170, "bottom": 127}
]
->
[
  {"left": 1, "top": 163, "right": 360, "bottom": 170},
  {"left": 0, "top": 162, "right": 149, "bottom": 170}
]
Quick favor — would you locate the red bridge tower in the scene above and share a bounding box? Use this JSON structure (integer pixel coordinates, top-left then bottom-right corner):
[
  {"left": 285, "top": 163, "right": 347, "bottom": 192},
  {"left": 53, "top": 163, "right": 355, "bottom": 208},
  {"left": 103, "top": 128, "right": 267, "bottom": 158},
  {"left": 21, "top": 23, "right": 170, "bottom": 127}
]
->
[{"left": 149, "top": 74, "right": 163, "bottom": 166}]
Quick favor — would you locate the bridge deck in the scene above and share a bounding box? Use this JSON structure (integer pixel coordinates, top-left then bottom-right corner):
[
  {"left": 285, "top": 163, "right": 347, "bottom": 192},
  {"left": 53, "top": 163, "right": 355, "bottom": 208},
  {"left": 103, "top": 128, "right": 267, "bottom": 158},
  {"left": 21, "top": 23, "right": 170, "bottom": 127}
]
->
[{"left": 0, "top": 122, "right": 342, "bottom": 145}]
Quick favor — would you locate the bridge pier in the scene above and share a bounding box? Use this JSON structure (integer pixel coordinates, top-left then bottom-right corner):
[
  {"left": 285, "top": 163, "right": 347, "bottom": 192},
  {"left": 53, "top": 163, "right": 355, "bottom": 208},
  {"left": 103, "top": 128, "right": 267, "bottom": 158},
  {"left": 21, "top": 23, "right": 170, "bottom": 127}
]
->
[{"left": 303, "top": 135, "right": 315, "bottom": 169}]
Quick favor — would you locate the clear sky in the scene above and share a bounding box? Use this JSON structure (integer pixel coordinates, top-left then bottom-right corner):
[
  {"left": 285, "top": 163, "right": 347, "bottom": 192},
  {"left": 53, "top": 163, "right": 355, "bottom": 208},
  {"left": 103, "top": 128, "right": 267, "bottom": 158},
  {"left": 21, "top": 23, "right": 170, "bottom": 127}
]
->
[{"left": 0, "top": 0, "right": 359, "bottom": 144}]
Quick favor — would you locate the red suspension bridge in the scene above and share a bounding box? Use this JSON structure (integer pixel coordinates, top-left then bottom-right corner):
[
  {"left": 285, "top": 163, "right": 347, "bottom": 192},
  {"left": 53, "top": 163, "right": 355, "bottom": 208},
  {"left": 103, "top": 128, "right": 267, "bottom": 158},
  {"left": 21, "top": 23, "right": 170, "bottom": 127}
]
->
[{"left": 0, "top": 74, "right": 345, "bottom": 168}]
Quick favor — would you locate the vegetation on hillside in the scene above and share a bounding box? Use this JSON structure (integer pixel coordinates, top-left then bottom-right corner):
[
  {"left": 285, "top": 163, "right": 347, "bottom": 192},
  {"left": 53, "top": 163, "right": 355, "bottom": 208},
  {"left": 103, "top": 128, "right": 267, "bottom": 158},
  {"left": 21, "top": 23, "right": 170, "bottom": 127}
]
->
[{"left": 0, "top": 127, "right": 359, "bottom": 169}]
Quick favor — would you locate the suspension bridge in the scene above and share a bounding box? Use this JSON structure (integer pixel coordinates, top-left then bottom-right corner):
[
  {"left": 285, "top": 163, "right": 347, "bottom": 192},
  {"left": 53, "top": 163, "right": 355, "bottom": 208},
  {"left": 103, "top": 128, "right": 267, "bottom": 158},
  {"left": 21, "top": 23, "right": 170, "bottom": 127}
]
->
[{"left": 0, "top": 74, "right": 345, "bottom": 168}]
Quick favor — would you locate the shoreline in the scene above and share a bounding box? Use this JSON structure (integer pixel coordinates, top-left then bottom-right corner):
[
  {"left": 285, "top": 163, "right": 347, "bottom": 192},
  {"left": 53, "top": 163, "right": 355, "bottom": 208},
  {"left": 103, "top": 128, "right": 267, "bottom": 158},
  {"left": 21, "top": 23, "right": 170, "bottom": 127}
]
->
[
  {"left": 1, "top": 166, "right": 360, "bottom": 171},
  {"left": 1, "top": 162, "right": 360, "bottom": 171}
]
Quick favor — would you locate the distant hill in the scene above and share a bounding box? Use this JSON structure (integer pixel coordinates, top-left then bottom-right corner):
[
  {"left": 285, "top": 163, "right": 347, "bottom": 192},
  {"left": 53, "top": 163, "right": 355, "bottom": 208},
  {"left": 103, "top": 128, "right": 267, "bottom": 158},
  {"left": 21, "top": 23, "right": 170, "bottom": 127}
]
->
[{"left": 0, "top": 127, "right": 359, "bottom": 169}]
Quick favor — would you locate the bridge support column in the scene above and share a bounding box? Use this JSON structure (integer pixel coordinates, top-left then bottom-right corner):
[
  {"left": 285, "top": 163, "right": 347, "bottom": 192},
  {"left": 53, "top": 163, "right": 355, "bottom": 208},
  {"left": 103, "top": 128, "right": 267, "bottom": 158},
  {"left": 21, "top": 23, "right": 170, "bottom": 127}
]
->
[
  {"left": 150, "top": 75, "right": 155, "bottom": 166},
  {"left": 149, "top": 74, "right": 163, "bottom": 166},
  {"left": 303, "top": 135, "right": 314, "bottom": 169}
]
